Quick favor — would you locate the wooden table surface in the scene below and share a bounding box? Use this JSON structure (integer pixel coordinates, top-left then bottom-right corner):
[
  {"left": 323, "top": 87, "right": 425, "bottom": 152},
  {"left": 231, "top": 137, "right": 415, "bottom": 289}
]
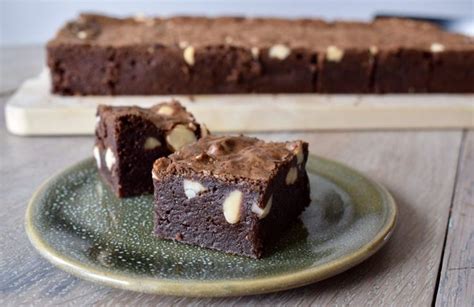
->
[{"left": 0, "top": 46, "right": 472, "bottom": 306}]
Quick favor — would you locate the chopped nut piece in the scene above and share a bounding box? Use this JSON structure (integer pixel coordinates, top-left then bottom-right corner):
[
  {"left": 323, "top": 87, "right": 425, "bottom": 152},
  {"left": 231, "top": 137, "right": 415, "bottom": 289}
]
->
[
  {"left": 326, "top": 46, "right": 344, "bottom": 62},
  {"left": 157, "top": 105, "right": 175, "bottom": 116},
  {"left": 105, "top": 148, "right": 116, "bottom": 171},
  {"left": 369, "top": 45, "right": 378, "bottom": 55},
  {"left": 286, "top": 142, "right": 304, "bottom": 165},
  {"left": 93, "top": 146, "right": 101, "bottom": 168},
  {"left": 269, "top": 44, "right": 291, "bottom": 60},
  {"left": 285, "top": 167, "right": 298, "bottom": 185},
  {"left": 133, "top": 13, "right": 147, "bottom": 22},
  {"left": 183, "top": 46, "right": 195, "bottom": 66},
  {"left": 188, "top": 122, "right": 197, "bottom": 130},
  {"left": 183, "top": 179, "right": 207, "bottom": 199},
  {"left": 430, "top": 43, "right": 445, "bottom": 53},
  {"left": 133, "top": 13, "right": 154, "bottom": 26},
  {"left": 251, "top": 196, "right": 273, "bottom": 219},
  {"left": 152, "top": 170, "right": 159, "bottom": 180},
  {"left": 295, "top": 145, "right": 304, "bottom": 165},
  {"left": 144, "top": 137, "right": 161, "bottom": 150},
  {"left": 166, "top": 124, "right": 197, "bottom": 151},
  {"left": 77, "top": 31, "right": 88, "bottom": 40},
  {"left": 223, "top": 190, "right": 243, "bottom": 224},
  {"left": 251, "top": 47, "right": 260, "bottom": 59}
]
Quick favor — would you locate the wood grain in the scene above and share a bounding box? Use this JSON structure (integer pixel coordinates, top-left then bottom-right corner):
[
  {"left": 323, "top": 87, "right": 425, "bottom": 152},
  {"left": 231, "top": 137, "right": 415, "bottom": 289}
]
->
[
  {"left": 0, "top": 45, "right": 470, "bottom": 306},
  {"left": 436, "top": 131, "right": 474, "bottom": 307}
]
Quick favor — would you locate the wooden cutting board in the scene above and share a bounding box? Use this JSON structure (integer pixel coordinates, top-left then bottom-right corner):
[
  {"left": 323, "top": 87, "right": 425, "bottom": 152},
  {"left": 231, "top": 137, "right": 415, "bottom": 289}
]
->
[{"left": 5, "top": 70, "right": 474, "bottom": 135}]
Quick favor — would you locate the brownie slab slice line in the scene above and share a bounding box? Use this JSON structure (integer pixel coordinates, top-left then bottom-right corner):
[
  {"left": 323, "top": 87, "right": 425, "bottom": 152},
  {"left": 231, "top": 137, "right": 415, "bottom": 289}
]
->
[
  {"left": 48, "top": 14, "right": 473, "bottom": 95},
  {"left": 152, "top": 135, "right": 311, "bottom": 258},
  {"left": 94, "top": 100, "right": 208, "bottom": 197}
]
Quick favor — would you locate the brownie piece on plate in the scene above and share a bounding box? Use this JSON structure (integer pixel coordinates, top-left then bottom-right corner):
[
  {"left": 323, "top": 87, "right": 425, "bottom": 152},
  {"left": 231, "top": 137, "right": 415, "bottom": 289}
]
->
[
  {"left": 94, "top": 101, "right": 208, "bottom": 197},
  {"left": 151, "top": 135, "right": 311, "bottom": 258}
]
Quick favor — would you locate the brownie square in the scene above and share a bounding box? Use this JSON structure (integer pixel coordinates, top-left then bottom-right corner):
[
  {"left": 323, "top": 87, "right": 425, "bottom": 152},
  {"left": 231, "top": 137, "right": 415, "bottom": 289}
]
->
[
  {"left": 317, "top": 47, "right": 373, "bottom": 93},
  {"left": 251, "top": 46, "right": 316, "bottom": 93},
  {"left": 47, "top": 44, "right": 117, "bottom": 95},
  {"left": 430, "top": 48, "right": 474, "bottom": 93},
  {"left": 152, "top": 135, "right": 311, "bottom": 258},
  {"left": 187, "top": 45, "right": 258, "bottom": 94},
  {"left": 374, "top": 48, "right": 431, "bottom": 93},
  {"left": 113, "top": 46, "right": 191, "bottom": 95},
  {"left": 94, "top": 101, "right": 207, "bottom": 197}
]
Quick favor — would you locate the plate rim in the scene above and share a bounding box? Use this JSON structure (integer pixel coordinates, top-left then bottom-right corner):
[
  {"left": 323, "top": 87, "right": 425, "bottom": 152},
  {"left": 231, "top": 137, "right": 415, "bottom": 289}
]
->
[{"left": 25, "top": 155, "right": 398, "bottom": 297}]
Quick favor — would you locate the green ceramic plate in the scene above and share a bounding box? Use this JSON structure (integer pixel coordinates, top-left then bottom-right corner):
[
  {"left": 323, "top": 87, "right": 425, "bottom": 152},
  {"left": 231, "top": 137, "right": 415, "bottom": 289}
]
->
[{"left": 25, "top": 155, "right": 397, "bottom": 297}]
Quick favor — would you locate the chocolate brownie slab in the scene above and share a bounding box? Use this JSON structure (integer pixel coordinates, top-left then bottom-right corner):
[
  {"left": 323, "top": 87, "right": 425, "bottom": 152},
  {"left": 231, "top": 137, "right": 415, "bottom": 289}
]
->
[
  {"left": 430, "top": 48, "right": 474, "bottom": 92},
  {"left": 48, "top": 14, "right": 474, "bottom": 95},
  {"left": 94, "top": 101, "right": 208, "bottom": 197},
  {"left": 152, "top": 135, "right": 311, "bottom": 258},
  {"left": 318, "top": 47, "right": 373, "bottom": 93},
  {"left": 426, "top": 27, "right": 474, "bottom": 93},
  {"left": 373, "top": 19, "right": 434, "bottom": 93},
  {"left": 373, "top": 18, "right": 474, "bottom": 93}
]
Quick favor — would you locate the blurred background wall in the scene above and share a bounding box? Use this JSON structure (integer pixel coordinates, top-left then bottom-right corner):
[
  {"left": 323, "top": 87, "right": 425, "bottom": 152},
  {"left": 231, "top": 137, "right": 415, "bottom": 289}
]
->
[{"left": 1, "top": 0, "right": 473, "bottom": 46}]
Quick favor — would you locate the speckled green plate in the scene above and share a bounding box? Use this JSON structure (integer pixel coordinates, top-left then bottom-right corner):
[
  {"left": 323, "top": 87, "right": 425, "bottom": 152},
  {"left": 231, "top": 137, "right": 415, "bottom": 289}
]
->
[{"left": 25, "top": 155, "right": 397, "bottom": 297}]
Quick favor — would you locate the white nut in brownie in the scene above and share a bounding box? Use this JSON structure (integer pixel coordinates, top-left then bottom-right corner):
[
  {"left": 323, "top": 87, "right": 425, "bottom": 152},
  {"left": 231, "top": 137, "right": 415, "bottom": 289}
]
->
[
  {"left": 223, "top": 190, "right": 243, "bottom": 224},
  {"left": 105, "top": 148, "right": 116, "bottom": 171},
  {"left": 183, "top": 179, "right": 207, "bottom": 199},
  {"left": 295, "top": 144, "right": 304, "bottom": 165},
  {"left": 77, "top": 31, "right": 88, "bottom": 40},
  {"left": 183, "top": 46, "right": 195, "bottom": 66},
  {"left": 369, "top": 45, "right": 379, "bottom": 55},
  {"left": 326, "top": 46, "right": 344, "bottom": 62},
  {"left": 430, "top": 43, "right": 445, "bottom": 53},
  {"left": 93, "top": 146, "right": 101, "bottom": 168},
  {"left": 251, "top": 196, "right": 273, "bottom": 219},
  {"left": 286, "top": 167, "right": 298, "bottom": 185},
  {"left": 157, "top": 105, "right": 175, "bottom": 116},
  {"left": 144, "top": 137, "right": 161, "bottom": 150},
  {"left": 269, "top": 44, "right": 291, "bottom": 60},
  {"left": 133, "top": 12, "right": 147, "bottom": 22},
  {"left": 251, "top": 47, "right": 260, "bottom": 59},
  {"left": 133, "top": 13, "right": 155, "bottom": 26},
  {"left": 287, "top": 142, "right": 304, "bottom": 165},
  {"left": 152, "top": 170, "right": 159, "bottom": 180},
  {"left": 188, "top": 122, "right": 197, "bottom": 130},
  {"left": 166, "top": 124, "right": 197, "bottom": 151}
]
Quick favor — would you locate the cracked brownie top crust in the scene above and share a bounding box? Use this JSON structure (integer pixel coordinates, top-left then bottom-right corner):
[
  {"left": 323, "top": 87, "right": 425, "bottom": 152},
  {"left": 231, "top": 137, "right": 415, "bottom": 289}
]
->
[
  {"left": 97, "top": 101, "right": 203, "bottom": 137},
  {"left": 50, "top": 14, "right": 472, "bottom": 50},
  {"left": 152, "top": 135, "right": 307, "bottom": 181}
]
